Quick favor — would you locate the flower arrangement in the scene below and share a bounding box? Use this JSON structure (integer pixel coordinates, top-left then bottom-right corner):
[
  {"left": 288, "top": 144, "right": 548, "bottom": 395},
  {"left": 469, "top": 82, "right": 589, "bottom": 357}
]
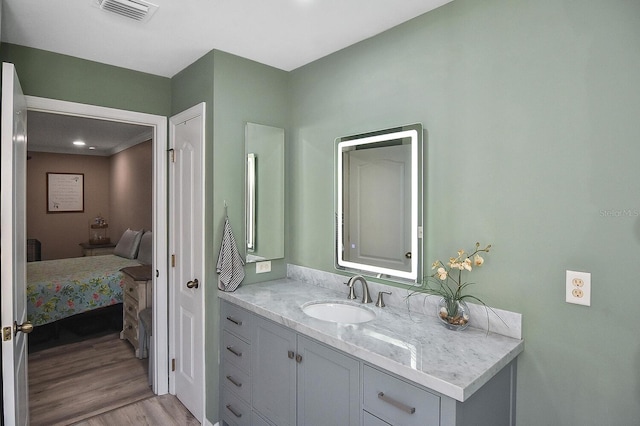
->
[{"left": 410, "top": 242, "right": 492, "bottom": 330}]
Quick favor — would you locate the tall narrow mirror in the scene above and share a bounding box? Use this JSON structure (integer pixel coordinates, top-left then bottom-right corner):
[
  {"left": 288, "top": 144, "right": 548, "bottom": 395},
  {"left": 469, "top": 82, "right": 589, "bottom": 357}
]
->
[
  {"left": 245, "top": 122, "right": 285, "bottom": 263},
  {"left": 336, "top": 123, "right": 423, "bottom": 282}
]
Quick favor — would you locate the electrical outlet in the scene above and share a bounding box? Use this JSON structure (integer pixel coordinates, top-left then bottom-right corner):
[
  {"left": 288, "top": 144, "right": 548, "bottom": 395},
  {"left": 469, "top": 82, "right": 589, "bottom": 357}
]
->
[
  {"left": 256, "top": 261, "right": 271, "bottom": 274},
  {"left": 566, "top": 270, "right": 590, "bottom": 306}
]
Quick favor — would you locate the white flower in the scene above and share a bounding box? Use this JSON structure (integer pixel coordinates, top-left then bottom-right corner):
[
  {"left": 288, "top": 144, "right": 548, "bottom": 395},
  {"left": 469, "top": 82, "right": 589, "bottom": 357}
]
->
[
  {"left": 474, "top": 254, "right": 484, "bottom": 266},
  {"left": 436, "top": 267, "right": 448, "bottom": 280},
  {"left": 462, "top": 258, "right": 472, "bottom": 271}
]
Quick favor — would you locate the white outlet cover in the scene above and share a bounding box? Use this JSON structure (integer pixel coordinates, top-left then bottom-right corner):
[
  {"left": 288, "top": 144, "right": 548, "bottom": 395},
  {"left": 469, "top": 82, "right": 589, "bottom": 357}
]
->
[
  {"left": 566, "top": 270, "right": 591, "bottom": 306},
  {"left": 256, "top": 261, "right": 272, "bottom": 274}
]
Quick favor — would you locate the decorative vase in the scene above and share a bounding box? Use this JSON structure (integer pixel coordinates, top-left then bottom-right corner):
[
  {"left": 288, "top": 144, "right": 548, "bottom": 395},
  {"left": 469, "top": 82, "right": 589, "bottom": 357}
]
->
[{"left": 437, "top": 297, "right": 470, "bottom": 331}]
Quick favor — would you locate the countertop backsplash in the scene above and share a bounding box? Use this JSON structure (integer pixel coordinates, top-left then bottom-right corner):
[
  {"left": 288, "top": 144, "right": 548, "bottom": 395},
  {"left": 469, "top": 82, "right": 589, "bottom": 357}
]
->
[{"left": 286, "top": 264, "right": 522, "bottom": 340}]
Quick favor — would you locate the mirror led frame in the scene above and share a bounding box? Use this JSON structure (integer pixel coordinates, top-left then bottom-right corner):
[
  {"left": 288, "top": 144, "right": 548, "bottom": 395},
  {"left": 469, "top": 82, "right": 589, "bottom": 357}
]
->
[{"left": 335, "top": 124, "right": 423, "bottom": 282}]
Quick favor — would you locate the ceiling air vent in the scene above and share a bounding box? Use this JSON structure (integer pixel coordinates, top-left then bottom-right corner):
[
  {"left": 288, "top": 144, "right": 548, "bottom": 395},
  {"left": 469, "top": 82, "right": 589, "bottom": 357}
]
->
[{"left": 97, "top": 0, "right": 158, "bottom": 23}]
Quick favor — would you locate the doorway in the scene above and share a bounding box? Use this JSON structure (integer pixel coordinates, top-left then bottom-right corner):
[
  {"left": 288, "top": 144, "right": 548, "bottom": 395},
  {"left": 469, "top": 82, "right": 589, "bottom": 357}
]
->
[{"left": 24, "top": 95, "right": 169, "bottom": 395}]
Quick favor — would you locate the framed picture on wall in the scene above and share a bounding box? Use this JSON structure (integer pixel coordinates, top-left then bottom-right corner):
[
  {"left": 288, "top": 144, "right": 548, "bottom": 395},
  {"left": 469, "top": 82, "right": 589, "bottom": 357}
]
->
[{"left": 47, "top": 172, "right": 84, "bottom": 213}]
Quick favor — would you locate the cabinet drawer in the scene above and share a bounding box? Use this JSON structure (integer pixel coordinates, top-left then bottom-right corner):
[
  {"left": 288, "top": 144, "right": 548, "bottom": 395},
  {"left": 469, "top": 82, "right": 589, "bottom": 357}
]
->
[
  {"left": 221, "top": 387, "right": 251, "bottom": 426},
  {"left": 363, "top": 411, "right": 391, "bottom": 426},
  {"left": 222, "top": 302, "right": 253, "bottom": 341},
  {"left": 122, "top": 314, "right": 139, "bottom": 345},
  {"left": 223, "top": 330, "right": 251, "bottom": 372},
  {"left": 124, "top": 294, "right": 140, "bottom": 315},
  {"left": 363, "top": 365, "right": 440, "bottom": 426},
  {"left": 222, "top": 359, "right": 251, "bottom": 403},
  {"left": 124, "top": 280, "right": 140, "bottom": 302}
]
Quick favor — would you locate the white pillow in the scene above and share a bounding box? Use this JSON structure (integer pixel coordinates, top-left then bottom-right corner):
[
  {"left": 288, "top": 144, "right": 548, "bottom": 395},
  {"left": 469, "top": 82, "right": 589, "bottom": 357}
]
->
[
  {"left": 114, "top": 228, "right": 143, "bottom": 259},
  {"left": 137, "top": 231, "right": 153, "bottom": 265}
]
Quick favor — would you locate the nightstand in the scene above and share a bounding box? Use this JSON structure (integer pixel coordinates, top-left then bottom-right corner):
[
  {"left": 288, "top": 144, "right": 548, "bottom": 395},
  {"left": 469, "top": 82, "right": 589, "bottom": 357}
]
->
[
  {"left": 79, "top": 242, "right": 116, "bottom": 256},
  {"left": 120, "top": 265, "right": 153, "bottom": 358}
]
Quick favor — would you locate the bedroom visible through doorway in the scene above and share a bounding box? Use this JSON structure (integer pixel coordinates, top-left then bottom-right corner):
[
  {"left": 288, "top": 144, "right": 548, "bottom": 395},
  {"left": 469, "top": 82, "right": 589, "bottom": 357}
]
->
[{"left": 22, "top": 96, "right": 169, "bottom": 413}]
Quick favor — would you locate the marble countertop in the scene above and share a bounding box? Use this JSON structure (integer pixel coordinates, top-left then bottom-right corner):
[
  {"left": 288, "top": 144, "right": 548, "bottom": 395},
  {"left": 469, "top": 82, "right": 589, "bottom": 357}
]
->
[{"left": 218, "top": 278, "right": 524, "bottom": 402}]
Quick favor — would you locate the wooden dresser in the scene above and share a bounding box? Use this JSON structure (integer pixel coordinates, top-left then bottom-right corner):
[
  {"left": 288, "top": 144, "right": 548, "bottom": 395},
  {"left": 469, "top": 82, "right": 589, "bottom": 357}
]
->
[{"left": 120, "top": 265, "right": 153, "bottom": 359}]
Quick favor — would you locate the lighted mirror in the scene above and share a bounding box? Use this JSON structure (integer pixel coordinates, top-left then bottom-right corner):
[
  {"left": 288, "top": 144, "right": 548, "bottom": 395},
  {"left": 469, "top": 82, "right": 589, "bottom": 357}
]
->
[
  {"left": 335, "top": 124, "right": 423, "bottom": 283},
  {"left": 245, "top": 122, "right": 285, "bottom": 263}
]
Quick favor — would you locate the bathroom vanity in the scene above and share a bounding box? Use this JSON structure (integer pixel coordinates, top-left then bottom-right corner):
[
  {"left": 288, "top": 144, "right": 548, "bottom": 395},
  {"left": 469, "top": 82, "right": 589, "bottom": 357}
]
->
[{"left": 219, "top": 278, "right": 523, "bottom": 426}]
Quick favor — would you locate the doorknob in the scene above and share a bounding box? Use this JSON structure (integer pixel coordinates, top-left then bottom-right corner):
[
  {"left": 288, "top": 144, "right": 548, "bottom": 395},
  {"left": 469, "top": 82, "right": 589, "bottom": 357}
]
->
[
  {"left": 186, "top": 278, "right": 199, "bottom": 289},
  {"left": 14, "top": 320, "right": 34, "bottom": 336},
  {"left": 405, "top": 252, "right": 412, "bottom": 259}
]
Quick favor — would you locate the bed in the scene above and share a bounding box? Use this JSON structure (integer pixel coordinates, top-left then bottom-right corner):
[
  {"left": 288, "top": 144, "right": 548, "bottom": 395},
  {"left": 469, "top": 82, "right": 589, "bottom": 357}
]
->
[
  {"left": 26, "top": 255, "right": 141, "bottom": 326},
  {"left": 26, "top": 229, "right": 152, "bottom": 327}
]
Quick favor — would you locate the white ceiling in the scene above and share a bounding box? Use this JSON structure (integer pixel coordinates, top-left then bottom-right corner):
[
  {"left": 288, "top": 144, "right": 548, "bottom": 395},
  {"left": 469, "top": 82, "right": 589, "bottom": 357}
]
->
[
  {"left": 27, "top": 111, "right": 151, "bottom": 156},
  {"left": 1, "top": 0, "right": 452, "bottom": 77},
  {"left": 4, "top": 0, "right": 452, "bottom": 154}
]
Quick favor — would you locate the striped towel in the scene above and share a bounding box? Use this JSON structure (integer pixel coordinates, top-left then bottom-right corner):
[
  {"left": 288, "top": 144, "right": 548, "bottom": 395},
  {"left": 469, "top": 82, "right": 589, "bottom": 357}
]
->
[{"left": 216, "top": 217, "right": 245, "bottom": 292}]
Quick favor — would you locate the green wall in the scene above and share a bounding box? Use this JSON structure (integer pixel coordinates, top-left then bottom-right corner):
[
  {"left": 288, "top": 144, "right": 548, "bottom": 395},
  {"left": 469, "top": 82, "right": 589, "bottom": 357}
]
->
[
  {"left": 289, "top": 0, "right": 640, "bottom": 425},
  {"left": 6, "top": 0, "right": 640, "bottom": 423},
  {"left": 0, "top": 43, "right": 171, "bottom": 116},
  {"left": 172, "top": 49, "right": 290, "bottom": 423}
]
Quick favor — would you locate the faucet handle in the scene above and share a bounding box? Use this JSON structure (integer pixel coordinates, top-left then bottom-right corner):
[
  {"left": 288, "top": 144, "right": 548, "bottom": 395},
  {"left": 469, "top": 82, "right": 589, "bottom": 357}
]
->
[{"left": 375, "top": 291, "right": 392, "bottom": 308}]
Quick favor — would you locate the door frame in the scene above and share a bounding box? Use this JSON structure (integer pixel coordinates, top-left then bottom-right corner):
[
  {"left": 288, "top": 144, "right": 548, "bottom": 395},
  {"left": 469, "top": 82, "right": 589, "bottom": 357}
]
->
[{"left": 24, "top": 96, "right": 169, "bottom": 394}]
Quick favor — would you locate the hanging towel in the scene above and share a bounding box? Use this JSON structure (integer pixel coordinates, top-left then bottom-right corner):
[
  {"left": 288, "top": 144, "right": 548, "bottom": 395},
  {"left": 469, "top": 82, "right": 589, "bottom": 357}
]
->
[{"left": 216, "top": 216, "right": 245, "bottom": 292}]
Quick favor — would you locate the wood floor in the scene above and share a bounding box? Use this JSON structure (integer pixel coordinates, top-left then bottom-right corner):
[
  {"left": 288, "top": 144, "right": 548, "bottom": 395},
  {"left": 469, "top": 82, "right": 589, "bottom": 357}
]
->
[{"left": 28, "top": 332, "right": 198, "bottom": 425}]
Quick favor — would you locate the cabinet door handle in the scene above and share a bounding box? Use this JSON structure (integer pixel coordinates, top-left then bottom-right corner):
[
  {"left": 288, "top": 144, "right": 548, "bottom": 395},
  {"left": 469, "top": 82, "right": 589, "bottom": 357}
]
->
[
  {"left": 226, "top": 346, "right": 242, "bottom": 357},
  {"left": 295, "top": 354, "right": 302, "bottom": 363},
  {"left": 288, "top": 350, "right": 295, "bottom": 359},
  {"left": 225, "top": 375, "right": 242, "bottom": 388},
  {"left": 225, "top": 404, "right": 242, "bottom": 418},
  {"left": 377, "top": 392, "right": 416, "bottom": 414},
  {"left": 226, "top": 316, "right": 242, "bottom": 326}
]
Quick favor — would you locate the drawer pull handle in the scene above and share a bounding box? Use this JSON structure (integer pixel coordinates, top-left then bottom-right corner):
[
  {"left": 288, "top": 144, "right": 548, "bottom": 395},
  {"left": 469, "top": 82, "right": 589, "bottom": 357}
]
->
[
  {"left": 225, "top": 404, "right": 242, "bottom": 418},
  {"left": 226, "top": 375, "right": 242, "bottom": 388},
  {"left": 378, "top": 392, "right": 416, "bottom": 414},
  {"left": 288, "top": 350, "right": 294, "bottom": 359},
  {"left": 226, "top": 316, "right": 242, "bottom": 326},
  {"left": 226, "top": 346, "right": 242, "bottom": 357},
  {"left": 295, "top": 354, "right": 302, "bottom": 363}
]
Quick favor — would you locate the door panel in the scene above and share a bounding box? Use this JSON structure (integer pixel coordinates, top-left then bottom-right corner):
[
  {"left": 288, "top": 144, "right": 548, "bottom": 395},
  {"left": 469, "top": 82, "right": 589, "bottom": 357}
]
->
[
  {"left": 1, "top": 62, "right": 29, "bottom": 426},
  {"left": 169, "top": 103, "right": 205, "bottom": 422},
  {"left": 346, "top": 144, "right": 412, "bottom": 272}
]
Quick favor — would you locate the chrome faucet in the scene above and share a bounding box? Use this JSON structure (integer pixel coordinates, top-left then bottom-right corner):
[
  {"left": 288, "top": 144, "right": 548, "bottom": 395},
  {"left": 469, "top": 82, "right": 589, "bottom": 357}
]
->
[{"left": 347, "top": 275, "right": 372, "bottom": 304}]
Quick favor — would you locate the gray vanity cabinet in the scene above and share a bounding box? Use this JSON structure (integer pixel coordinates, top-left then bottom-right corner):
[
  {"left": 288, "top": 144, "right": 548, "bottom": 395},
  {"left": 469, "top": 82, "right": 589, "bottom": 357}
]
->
[
  {"left": 221, "top": 300, "right": 361, "bottom": 426},
  {"left": 220, "top": 299, "right": 516, "bottom": 426},
  {"left": 252, "top": 314, "right": 361, "bottom": 426}
]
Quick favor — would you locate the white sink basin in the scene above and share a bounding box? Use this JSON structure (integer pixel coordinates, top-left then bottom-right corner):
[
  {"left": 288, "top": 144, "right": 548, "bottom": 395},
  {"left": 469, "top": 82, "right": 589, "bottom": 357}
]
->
[{"left": 302, "top": 301, "right": 376, "bottom": 324}]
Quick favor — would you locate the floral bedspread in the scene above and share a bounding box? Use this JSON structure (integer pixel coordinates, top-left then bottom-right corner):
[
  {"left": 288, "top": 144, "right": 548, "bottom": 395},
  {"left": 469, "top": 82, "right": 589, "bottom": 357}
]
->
[{"left": 27, "top": 255, "right": 141, "bottom": 326}]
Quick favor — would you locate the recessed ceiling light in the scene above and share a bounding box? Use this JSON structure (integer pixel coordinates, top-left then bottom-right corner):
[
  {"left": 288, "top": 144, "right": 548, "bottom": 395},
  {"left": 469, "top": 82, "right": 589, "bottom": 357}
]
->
[
  {"left": 73, "top": 140, "right": 86, "bottom": 146},
  {"left": 89, "top": 146, "right": 96, "bottom": 150}
]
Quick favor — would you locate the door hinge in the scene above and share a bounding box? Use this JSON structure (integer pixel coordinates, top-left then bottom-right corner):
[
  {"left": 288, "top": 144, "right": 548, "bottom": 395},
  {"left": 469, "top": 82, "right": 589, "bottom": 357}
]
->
[
  {"left": 171, "top": 254, "right": 176, "bottom": 267},
  {"left": 3, "top": 326, "right": 12, "bottom": 341},
  {"left": 172, "top": 358, "right": 176, "bottom": 371},
  {"left": 168, "top": 148, "right": 175, "bottom": 163}
]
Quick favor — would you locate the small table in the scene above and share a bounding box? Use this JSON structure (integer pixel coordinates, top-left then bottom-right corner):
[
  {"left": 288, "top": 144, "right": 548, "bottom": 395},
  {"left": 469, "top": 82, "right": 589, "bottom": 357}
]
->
[{"left": 79, "top": 242, "right": 116, "bottom": 256}]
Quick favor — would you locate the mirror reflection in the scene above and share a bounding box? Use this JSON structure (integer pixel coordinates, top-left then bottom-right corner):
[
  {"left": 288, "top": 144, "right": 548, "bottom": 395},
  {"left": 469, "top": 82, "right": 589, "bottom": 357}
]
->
[
  {"left": 245, "top": 122, "right": 285, "bottom": 263},
  {"left": 335, "top": 124, "right": 423, "bottom": 282}
]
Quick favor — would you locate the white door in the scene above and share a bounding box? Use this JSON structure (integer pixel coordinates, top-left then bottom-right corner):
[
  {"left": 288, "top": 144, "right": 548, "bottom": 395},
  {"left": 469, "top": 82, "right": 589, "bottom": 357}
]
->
[
  {"left": 169, "top": 103, "right": 205, "bottom": 421},
  {"left": 1, "top": 63, "right": 30, "bottom": 426}
]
